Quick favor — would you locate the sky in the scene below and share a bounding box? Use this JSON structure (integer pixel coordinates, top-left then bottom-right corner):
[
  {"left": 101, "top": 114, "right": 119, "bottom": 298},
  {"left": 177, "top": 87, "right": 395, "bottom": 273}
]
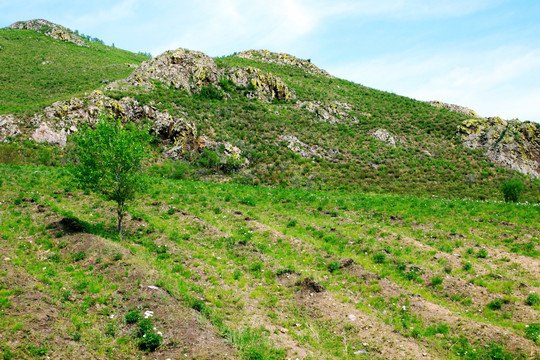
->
[{"left": 1, "top": 0, "right": 539, "bottom": 122}]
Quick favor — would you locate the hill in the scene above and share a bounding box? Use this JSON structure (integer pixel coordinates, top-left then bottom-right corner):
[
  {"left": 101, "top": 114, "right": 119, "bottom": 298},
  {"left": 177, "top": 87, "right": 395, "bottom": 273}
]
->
[{"left": 0, "top": 20, "right": 539, "bottom": 360}]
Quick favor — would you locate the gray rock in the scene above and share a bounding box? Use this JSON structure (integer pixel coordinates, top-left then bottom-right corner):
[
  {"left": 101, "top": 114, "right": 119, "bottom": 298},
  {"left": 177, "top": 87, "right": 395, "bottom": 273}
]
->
[
  {"left": 119, "top": 48, "right": 220, "bottom": 94},
  {"left": 32, "top": 125, "right": 67, "bottom": 147},
  {"left": 458, "top": 117, "right": 539, "bottom": 178},
  {"left": 227, "top": 66, "right": 295, "bottom": 102},
  {"left": 428, "top": 100, "right": 479, "bottom": 117},
  {"left": 371, "top": 129, "right": 396, "bottom": 147},
  {"left": 237, "top": 50, "right": 333, "bottom": 78},
  {"left": 0, "top": 115, "right": 21, "bottom": 142},
  {"left": 9, "top": 19, "right": 88, "bottom": 47}
]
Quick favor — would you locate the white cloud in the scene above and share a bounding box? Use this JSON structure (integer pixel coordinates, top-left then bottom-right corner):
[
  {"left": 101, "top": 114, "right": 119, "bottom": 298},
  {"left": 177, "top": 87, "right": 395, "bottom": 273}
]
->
[{"left": 330, "top": 47, "right": 540, "bottom": 122}]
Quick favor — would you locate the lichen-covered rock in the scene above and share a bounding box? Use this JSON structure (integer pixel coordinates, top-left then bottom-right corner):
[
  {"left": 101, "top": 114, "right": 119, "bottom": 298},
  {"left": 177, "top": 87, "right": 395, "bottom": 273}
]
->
[
  {"left": 371, "top": 129, "right": 396, "bottom": 147},
  {"left": 0, "top": 115, "right": 21, "bottom": 142},
  {"left": 32, "top": 125, "right": 67, "bottom": 147},
  {"left": 458, "top": 117, "right": 540, "bottom": 178},
  {"left": 237, "top": 50, "right": 333, "bottom": 78},
  {"left": 428, "top": 101, "right": 479, "bottom": 117},
  {"left": 116, "top": 48, "right": 220, "bottom": 94},
  {"left": 9, "top": 19, "right": 87, "bottom": 47},
  {"left": 296, "top": 100, "right": 359, "bottom": 124},
  {"left": 279, "top": 135, "right": 326, "bottom": 158},
  {"left": 227, "top": 66, "right": 294, "bottom": 102}
]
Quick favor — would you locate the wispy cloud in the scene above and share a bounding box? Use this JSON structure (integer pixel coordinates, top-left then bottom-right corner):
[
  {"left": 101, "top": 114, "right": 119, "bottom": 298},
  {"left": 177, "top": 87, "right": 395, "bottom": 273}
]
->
[{"left": 330, "top": 47, "right": 540, "bottom": 121}]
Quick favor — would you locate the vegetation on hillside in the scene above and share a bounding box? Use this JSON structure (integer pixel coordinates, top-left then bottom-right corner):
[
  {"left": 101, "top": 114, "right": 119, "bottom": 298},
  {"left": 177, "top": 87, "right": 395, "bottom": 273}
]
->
[{"left": 0, "top": 28, "right": 148, "bottom": 116}]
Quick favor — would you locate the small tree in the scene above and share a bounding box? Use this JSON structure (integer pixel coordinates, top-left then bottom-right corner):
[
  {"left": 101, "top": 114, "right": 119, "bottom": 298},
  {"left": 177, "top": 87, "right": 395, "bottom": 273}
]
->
[
  {"left": 501, "top": 179, "right": 524, "bottom": 203},
  {"left": 69, "top": 116, "right": 151, "bottom": 235}
]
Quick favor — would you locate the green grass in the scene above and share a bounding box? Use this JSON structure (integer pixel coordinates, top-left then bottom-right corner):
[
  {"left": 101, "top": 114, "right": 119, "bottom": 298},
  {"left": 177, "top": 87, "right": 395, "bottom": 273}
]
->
[
  {"left": 0, "top": 28, "right": 147, "bottom": 116},
  {"left": 0, "top": 164, "right": 538, "bottom": 359}
]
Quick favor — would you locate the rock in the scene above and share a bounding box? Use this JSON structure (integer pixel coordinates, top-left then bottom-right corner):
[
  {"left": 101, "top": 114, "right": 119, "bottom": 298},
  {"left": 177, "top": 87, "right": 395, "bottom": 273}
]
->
[
  {"left": 371, "top": 129, "right": 396, "bottom": 147},
  {"left": 237, "top": 50, "right": 333, "bottom": 78},
  {"left": 32, "top": 125, "right": 67, "bottom": 147},
  {"left": 9, "top": 19, "right": 88, "bottom": 47},
  {"left": 340, "top": 258, "right": 354, "bottom": 268},
  {"left": 279, "top": 134, "right": 323, "bottom": 158},
  {"left": 119, "top": 48, "right": 220, "bottom": 94},
  {"left": 0, "top": 115, "right": 21, "bottom": 142},
  {"left": 347, "top": 314, "right": 356, "bottom": 321},
  {"left": 296, "top": 100, "right": 357, "bottom": 124},
  {"left": 37, "top": 204, "right": 47, "bottom": 213},
  {"left": 302, "top": 277, "right": 325, "bottom": 293},
  {"left": 227, "top": 66, "right": 294, "bottom": 102},
  {"left": 354, "top": 349, "right": 369, "bottom": 355},
  {"left": 458, "top": 117, "right": 539, "bottom": 178},
  {"left": 428, "top": 100, "right": 480, "bottom": 117}
]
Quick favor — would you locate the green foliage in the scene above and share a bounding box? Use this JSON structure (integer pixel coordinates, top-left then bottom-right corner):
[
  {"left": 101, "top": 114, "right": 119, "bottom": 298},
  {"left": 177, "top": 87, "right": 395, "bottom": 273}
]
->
[
  {"left": 525, "top": 293, "right": 540, "bottom": 306},
  {"left": 0, "top": 28, "right": 147, "bottom": 116},
  {"left": 327, "top": 260, "right": 341, "bottom": 273},
  {"left": 69, "top": 116, "right": 151, "bottom": 234},
  {"left": 524, "top": 323, "right": 540, "bottom": 343},
  {"left": 487, "top": 299, "right": 504, "bottom": 310},
  {"left": 125, "top": 310, "right": 141, "bottom": 324},
  {"left": 373, "top": 253, "right": 386, "bottom": 264},
  {"left": 135, "top": 318, "right": 162, "bottom": 352},
  {"left": 501, "top": 179, "right": 524, "bottom": 203}
]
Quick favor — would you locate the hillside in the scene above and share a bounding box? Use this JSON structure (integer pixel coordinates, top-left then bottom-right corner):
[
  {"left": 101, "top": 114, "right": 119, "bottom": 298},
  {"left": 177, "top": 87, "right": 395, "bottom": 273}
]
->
[{"left": 0, "top": 20, "right": 539, "bottom": 360}]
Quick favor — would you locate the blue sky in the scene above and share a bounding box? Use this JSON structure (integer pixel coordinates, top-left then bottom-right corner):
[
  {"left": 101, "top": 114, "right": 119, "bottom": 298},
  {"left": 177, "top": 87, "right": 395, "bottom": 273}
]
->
[{"left": 1, "top": 0, "right": 539, "bottom": 122}]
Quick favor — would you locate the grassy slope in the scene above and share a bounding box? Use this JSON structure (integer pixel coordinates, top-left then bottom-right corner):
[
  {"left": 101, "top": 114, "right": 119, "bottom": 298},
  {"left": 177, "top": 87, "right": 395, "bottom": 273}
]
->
[
  {"left": 113, "top": 55, "right": 539, "bottom": 202},
  {"left": 0, "top": 164, "right": 538, "bottom": 359},
  {"left": 0, "top": 28, "right": 148, "bottom": 117}
]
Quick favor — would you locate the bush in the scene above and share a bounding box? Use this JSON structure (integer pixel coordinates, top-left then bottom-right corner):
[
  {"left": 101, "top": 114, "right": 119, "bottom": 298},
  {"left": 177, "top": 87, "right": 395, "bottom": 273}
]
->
[
  {"left": 138, "top": 332, "right": 162, "bottom": 352},
  {"left": 327, "top": 261, "right": 341, "bottom": 273},
  {"left": 430, "top": 275, "right": 444, "bottom": 287},
  {"left": 501, "top": 179, "right": 524, "bottom": 203},
  {"left": 525, "top": 323, "right": 540, "bottom": 343},
  {"left": 373, "top": 253, "right": 386, "bottom": 264},
  {"left": 125, "top": 310, "right": 141, "bottom": 324},
  {"left": 526, "top": 293, "right": 540, "bottom": 306}
]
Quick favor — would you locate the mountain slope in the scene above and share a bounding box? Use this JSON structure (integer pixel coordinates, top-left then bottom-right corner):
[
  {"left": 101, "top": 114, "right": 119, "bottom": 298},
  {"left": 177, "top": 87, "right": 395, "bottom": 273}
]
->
[{"left": 0, "top": 20, "right": 148, "bottom": 117}]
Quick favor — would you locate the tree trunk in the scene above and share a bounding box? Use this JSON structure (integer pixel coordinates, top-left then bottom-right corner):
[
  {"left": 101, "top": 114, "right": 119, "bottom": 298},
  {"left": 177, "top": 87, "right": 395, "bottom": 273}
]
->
[{"left": 117, "top": 203, "right": 124, "bottom": 236}]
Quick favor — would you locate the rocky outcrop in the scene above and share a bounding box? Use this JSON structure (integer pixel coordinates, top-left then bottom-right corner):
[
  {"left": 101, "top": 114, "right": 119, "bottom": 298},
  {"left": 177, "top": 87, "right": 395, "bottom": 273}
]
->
[
  {"left": 0, "top": 115, "right": 21, "bottom": 142},
  {"left": 428, "top": 101, "right": 479, "bottom": 117},
  {"left": 110, "top": 48, "right": 219, "bottom": 94},
  {"left": 32, "top": 125, "right": 67, "bottom": 147},
  {"left": 30, "top": 90, "right": 197, "bottom": 150},
  {"left": 28, "top": 91, "right": 249, "bottom": 169},
  {"left": 237, "top": 50, "right": 333, "bottom": 78},
  {"left": 227, "top": 67, "right": 295, "bottom": 102},
  {"left": 458, "top": 117, "right": 540, "bottom": 178},
  {"left": 371, "top": 129, "right": 396, "bottom": 147},
  {"left": 278, "top": 134, "right": 340, "bottom": 160},
  {"left": 296, "top": 100, "right": 359, "bottom": 124},
  {"left": 9, "top": 19, "right": 87, "bottom": 47}
]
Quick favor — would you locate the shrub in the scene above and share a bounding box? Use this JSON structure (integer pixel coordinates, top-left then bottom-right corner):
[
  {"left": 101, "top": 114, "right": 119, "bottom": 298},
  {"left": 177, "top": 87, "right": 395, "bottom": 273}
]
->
[
  {"left": 138, "top": 332, "right": 162, "bottom": 352},
  {"left": 501, "top": 179, "right": 524, "bottom": 203},
  {"left": 487, "top": 299, "right": 503, "bottom": 310},
  {"left": 525, "top": 323, "right": 540, "bottom": 344},
  {"left": 373, "top": 253, "right": 386, "bottom": 264},
  {"left": 327, "top": 261, "right": 341, "bottom": 273},
  {"left": 476, "top": 248, "right": 488, "bottom": 258},
  {"left": 125, "top": 310, "right": 141, "bottom": 324},
  {"left": 430, "top": 275, "right": 444, "bottom": 287},
  {"left": 525, "top": 293, "right": 540, "bottom": 306}
]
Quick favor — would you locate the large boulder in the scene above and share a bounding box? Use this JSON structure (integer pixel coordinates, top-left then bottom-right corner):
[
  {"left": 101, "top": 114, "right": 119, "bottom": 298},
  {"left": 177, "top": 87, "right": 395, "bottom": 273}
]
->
[
  {"left": 9, "top": 19, "right": 87, "bottom": 47},
  {"left": 227, "top": 66, "right": 294, "bottom": 102},
  {"left": 237, "top": 50, "right": 333, "bottom": 78},
  {"left": 458, "top": 117, "right": 540, "bottom": 178},
  {"left": 118, "top": 48, "right": 220, "bottom": 93}
]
